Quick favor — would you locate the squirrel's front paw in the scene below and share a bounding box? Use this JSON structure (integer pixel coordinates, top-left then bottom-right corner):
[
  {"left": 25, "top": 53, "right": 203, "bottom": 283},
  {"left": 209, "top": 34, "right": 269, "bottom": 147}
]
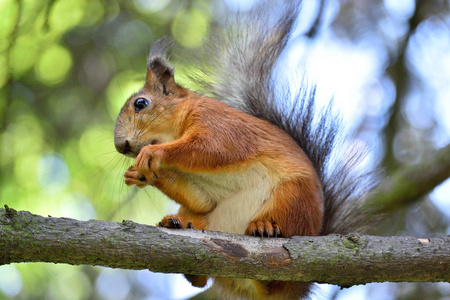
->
[
  {"left": 134, "top": 145, "right": 164, "bottom": 184},
  {"left": 245, "top": 219, "right": 282, "bottom": 237},
  {"left": 159, "top": 215, "right": 193, "bottom": 229},
  {"left": 124, "top": 166, "right": 148, "bottom": 188}
]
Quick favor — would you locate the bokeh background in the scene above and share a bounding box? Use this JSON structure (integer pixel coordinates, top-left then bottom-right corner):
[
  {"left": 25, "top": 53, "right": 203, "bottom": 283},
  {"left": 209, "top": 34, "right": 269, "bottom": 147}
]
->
[{"left": 0, "top": 0, "right": 449, "bottom": 299}]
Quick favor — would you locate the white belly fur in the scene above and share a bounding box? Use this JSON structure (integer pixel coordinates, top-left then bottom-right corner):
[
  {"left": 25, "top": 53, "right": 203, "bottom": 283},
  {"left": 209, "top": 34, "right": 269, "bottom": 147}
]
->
[{"left": 183, "top": 163, "right": 273, "bottom": 234}]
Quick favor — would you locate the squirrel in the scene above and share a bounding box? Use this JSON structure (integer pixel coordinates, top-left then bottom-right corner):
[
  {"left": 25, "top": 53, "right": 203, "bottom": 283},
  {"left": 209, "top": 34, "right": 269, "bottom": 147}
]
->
[{"left": 114, "top": 2, "right": 377, "bottom": 299}]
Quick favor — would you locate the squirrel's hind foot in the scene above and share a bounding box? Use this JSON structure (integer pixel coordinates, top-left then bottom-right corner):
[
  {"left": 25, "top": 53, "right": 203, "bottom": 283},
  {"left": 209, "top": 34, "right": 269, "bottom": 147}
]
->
[
  {"left": 158, "top": 215, "right": 193, "bottom": 229},
  {"left": 245, "top": 219, "right": 282, "bottom": 237}
]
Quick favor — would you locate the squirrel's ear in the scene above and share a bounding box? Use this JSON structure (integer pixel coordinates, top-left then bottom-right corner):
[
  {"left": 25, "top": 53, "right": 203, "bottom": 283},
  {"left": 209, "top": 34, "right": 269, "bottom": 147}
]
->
[{"left": 145, "top": 56, "right": 184, "bottom": 96}]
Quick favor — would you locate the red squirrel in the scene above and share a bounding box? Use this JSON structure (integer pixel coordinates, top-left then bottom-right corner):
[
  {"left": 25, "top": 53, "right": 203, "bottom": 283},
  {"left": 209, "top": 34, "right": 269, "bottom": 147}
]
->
[{"left": 114, "top": 2, "right": 376, "bottom": 299}]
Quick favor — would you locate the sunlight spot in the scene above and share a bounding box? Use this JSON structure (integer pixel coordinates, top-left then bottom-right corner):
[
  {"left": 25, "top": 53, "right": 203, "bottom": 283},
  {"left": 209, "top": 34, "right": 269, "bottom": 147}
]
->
[
  {"left": 60, "top": 193, "right": 97, "bottom": 220},
  {"left": 0, "top": 265, "right": 22, "bottom": 297},
  {"left": 96, "top": 270, "right": 131, "bottom": 300},
  {"left": 134, "top": 0, "right": 171, "bottom": 12},
  {"left": 37, "top": 152, "right": 70, "bottom": 194}
]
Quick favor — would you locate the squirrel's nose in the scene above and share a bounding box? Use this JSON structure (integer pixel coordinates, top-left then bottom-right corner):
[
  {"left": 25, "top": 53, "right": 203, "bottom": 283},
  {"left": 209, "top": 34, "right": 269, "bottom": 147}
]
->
[{"left": 115, "top": 138, "right": 132, "bottom": 155}]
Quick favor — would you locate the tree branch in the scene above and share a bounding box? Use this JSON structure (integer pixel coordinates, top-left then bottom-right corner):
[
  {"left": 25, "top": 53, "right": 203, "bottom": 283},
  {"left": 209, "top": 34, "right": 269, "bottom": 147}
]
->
[
  {"left": 381, "top": 0, "right": 427, "bottom": 172},
  {"left": 1, "top": 208, "right": 449, "bottom": 286},
  {"left": 368, "top": 143, "right": 450, "bottom": 211}
]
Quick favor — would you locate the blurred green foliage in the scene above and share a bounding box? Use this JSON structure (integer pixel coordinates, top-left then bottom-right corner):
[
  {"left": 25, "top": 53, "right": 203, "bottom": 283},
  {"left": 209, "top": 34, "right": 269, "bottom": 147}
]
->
[{"left": 0, "top": 0, "right": 213, "bottom": 298}]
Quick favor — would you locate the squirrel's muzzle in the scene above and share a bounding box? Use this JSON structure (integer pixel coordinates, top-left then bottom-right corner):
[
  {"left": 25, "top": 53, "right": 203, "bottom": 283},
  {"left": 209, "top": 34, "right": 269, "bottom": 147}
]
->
[
  {"left": 115, "top": 138, "right": 132, "bottom": 155},
  {"left": 114, "top": 137, "right": 142, "bottom": 158}
]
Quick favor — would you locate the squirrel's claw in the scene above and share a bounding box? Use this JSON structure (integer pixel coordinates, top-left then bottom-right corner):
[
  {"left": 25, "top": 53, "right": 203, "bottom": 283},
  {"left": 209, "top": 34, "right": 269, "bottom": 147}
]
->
[
  {"left": 245, "top": 219, "right": 282, "bottom": 238},
  {"left": 134, "top": 145, "right": 163, "bottom": 183},
  {"left": 124, "top": 166, "right": 148, "bottom": 188},
  {"left": 159, "top": 215, "right": 193, "bottom": 229}
]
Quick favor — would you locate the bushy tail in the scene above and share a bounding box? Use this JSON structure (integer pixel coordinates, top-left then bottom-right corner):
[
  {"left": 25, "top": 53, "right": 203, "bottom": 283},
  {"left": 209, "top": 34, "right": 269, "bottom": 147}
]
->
[{"left": 184, "top": 1, "right": 379, "bottom": 235}]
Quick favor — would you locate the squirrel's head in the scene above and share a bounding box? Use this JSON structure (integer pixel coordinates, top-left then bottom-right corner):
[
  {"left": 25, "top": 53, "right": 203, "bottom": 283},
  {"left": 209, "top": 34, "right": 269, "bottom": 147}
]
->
[{"left": 114, "top": 55, "right": 189, "bottom": 157}]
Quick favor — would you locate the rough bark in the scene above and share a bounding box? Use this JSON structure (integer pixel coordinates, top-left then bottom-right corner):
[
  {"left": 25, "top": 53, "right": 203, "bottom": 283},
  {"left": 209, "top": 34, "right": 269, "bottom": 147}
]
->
[{"left": 1, "top": 207, "right": 449, "bottom": 286}]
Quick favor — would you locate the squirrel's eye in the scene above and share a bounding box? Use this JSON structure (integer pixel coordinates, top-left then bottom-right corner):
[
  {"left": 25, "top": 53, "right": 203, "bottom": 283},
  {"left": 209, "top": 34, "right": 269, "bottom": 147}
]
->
[{"left": 134, "top": 98, "right": 149, "bottom": 112}]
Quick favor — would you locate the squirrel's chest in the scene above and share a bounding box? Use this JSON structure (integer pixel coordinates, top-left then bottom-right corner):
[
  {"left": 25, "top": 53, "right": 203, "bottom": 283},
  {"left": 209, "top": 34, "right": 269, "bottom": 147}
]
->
[{"left": 183, "top": 164, "right": 273, "bottom": 234}]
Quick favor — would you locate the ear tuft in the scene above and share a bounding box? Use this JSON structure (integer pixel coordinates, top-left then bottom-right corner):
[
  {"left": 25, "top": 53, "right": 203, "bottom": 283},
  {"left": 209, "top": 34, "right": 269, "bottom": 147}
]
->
[
  {"left": 145, "top": 37, "right": 185, "bottom": 96},
  {"left": 148, "top": 56, "right": 174, "bottom": 81},
  {"left": 147, "top": 37, "right": 174, "bottom": 77}
]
